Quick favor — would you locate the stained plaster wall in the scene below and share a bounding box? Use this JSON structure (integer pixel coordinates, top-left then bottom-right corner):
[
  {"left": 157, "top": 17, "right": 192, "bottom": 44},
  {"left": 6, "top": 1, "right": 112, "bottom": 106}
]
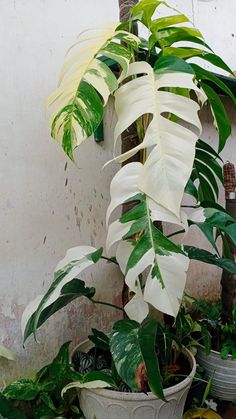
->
[{"left": 0, "top": 0, "right": 235, "bottom": 382}]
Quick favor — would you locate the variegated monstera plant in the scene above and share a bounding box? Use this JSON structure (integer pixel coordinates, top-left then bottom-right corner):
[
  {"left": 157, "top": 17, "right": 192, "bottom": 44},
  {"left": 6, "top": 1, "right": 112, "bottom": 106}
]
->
[{"left": 22, "top": 0, "right": 236, "bottom": 398}]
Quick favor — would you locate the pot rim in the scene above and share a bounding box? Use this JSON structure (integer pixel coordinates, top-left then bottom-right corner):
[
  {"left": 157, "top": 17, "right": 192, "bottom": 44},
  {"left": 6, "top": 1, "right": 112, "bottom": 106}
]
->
[
  {"left": 72, "top": 339, "right": 196, "bottom": 400},
  {"left": 198, "top": 346, "right": 236, "bottom": 360}
]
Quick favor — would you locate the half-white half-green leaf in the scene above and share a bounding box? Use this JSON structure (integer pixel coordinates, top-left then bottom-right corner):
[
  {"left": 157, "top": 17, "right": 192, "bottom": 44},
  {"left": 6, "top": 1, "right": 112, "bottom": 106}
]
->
[
  {"left": 21, "top": 246, "right": 101, "bottom": 342},
  {"left": 48, "top": 24, "right": 140, "bottom": 159}
]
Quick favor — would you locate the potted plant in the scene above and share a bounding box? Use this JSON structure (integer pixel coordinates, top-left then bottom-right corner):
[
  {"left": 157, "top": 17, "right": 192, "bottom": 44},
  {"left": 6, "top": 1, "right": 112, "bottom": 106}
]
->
[
  {"left": 183, "top": 371, "right": 222, "bottom": 419},
  {"left": 190, "top": 299, "right": 236, "bottom": 401},
  {"left": 21, "top": 0, "right": 236, "bottom": 417}
]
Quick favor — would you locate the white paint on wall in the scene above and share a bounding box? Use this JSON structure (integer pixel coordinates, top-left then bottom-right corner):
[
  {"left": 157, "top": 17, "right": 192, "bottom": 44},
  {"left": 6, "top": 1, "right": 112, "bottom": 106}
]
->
[{"left": 0, "top": 0, "right": 235, "bottom": 381}]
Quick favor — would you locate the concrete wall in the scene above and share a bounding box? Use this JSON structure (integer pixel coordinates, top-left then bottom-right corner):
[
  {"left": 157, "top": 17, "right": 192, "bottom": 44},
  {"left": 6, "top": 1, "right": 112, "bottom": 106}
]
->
[{"left": 0, "top": 0, "right": 235, "bottom": 383}]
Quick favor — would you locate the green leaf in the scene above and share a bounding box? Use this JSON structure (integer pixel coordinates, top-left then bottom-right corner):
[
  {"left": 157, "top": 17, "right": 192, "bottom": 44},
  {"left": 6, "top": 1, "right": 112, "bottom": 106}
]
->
[
  {"left": 154, "top": 55, "right": 194, "bottom": 75},
  {"left": 151, "top": 14, "right": 189, "bottom": 31},
  {"left": 204, "top": 209, "right": 236, "bottom": 246},
  {"left": 223, "top": 223, "right": 236, "bottom": 247},
  {"left": 120, "top": 200, "right": 146, "bottom": 223},
  {"left": 197, "top": 174, "right": 216, "bottom": 203},
  {"left": 197, "top": 139, "right": 223, "bottom": 162},
  {"left": 87, "top": 247, "right": 103, "bottom": 263},
  {"left": 39, "top": 392, "right": 59, "bottom": 412},
  {"left": 185, "top": 178, "right": 199, "bottom": 201},
  {"left": 131, "top": 0, "right": 173, "bottom": 27},
  {"left": 199, "top": 53, "right": 234, "bottom": 75},
  {"left": 190, "top": 221, "right": 219, "bottom": 254},
  {"left": 88, "top": 329, "right": 110, "bottom": 351},
  {"left": 195, "top": 149, "right": 223, "bottom": 184},
  {"left": 200, "top": 323, "right": 211, "bottom": 356},
  {"left": 163, "top": 48, "right": 233, "bottom": 74},
  {"left": 48, "top": 341, "right": 71, "bottom": 381},
  {"left": 152, "top": 27, "right": 203, "bottom": 49},
  {"left": 110, "top": 319, "right": 146, "bottom": 392},
  {"left": 3, "top": 379, "right": 39, "bottom": 401},
  {"left": 185, "top": 246, "right": 236, "bottom": 274},
  {"left": 192, "top": 64, "right": 236, "bottom": 104},
  {"left": 138, "top": 319, "right": 164, "bottom": 399},
  {"left": 195, "top": 160, "right": 219, "bottom": 199},
  {"left": 162, "top": 46, "right": 207, "bottom": 60},
  {"left": 201, "top": 376, "right": 213, "bottom": 406},
  {"left": 200, "top": 82, "right": 231, "bottom": 152},
  {"left": 0, "top": 394, "right": 27, "bottom": 419}
]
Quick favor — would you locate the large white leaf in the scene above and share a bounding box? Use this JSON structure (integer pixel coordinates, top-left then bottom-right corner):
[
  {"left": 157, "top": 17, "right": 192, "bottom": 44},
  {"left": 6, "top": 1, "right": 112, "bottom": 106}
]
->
[
  {"left": 108, "top": 61, "right": 203, "bottom": 217},
  {"left": 144, "top": 253, "right": 189, "bottom": 317},
  {"left": 106, "top": 162, "right": 188, "bottom": 243},
  {"left": 116, "top": 231, "right": 189, "bottom": 317},
  {"left": 116, "top": 241, "right": 149, "bottom": 323},
  {"left": 106, "top": 163, "right": 189, "bottom": 317}
]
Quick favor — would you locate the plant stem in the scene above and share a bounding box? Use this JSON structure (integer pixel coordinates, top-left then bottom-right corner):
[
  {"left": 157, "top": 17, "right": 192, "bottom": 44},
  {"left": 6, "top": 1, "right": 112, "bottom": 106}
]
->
[
  {"left": 91, "top": 299, "right": 124, "bottom": 312},
  {"left": 101, "top": 256, "right": 119, "bottom": 265},
  {"left": 181, "top": 205, "right": 199, "bottom": 208},
  {"left": 167, "top": 229, "right": 185, "bottom": 239}
]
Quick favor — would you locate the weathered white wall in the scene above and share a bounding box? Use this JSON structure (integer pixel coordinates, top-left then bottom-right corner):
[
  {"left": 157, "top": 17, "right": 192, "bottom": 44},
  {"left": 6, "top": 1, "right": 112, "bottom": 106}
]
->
[{"left": 0, "top": 0, "right": 235, "bottom": 382}]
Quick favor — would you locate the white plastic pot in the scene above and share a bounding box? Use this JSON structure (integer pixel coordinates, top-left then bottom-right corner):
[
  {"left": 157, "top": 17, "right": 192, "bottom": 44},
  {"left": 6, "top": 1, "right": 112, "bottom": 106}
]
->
[
  {"left": 75, "top": 341, "right": 196, "bottom": 419},
  {"left": 197, "top": 347, "right": 236, "bottom": 401}
]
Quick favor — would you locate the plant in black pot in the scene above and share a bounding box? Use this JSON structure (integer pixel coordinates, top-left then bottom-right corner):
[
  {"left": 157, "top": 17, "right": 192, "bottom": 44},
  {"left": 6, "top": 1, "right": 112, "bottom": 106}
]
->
[{"left": 18, "top": 0, "right": 236, "bottom": 418}]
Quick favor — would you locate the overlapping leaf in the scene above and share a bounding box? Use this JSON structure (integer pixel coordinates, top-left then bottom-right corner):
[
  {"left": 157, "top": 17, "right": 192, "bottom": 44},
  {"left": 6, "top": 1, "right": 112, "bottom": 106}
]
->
[
  {"left": 22, "top": 246, "right": 102, "bottom": 341},
  {"left": 108, "top": 57, "right": 203, "bottom": 217},
  {"left": 110, "top": 319, "right": 164, "bottom": 399},
  {"left": 48, "top": 25, "right": 140, "bottom": 159},
  {"left": 185, "top": 246, "right": 236, "bottom": 274},
  {"left": 186, "top": 139, "right": 223, "bottom": 203},
  {"left": 189, "top": 207, "right": 236, "bottom": 254},
  {"left": 106, "top": 163, "right": 189, "bottom": 317}
]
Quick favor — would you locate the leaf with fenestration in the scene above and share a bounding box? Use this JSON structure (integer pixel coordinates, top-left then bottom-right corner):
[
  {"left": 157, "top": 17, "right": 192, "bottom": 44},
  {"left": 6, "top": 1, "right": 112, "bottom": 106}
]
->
[
  {"left": 200, "top": 82, "right": 231, "bottom": 152},
  {"left": 108, "top": 59, "right": 203, "bottom": 217},
  {"left": 192, "top": 64, "right": 236, "bottom": 104}
]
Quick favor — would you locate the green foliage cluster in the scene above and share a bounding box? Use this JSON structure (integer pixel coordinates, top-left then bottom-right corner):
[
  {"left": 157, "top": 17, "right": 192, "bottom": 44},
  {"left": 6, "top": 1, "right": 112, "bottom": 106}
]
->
[
  {"left": 191, "top": 299, "right": 236, "bottom": 359},
  {"left": 0, "top": 343, "right": 85, "bottom": 419}
]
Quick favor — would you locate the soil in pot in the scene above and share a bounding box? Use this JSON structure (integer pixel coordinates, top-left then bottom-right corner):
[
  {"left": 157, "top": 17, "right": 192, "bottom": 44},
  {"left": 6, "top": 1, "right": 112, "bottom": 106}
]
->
[{"left": 72, "top": 345, "right": 191, "bottom": 393}]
